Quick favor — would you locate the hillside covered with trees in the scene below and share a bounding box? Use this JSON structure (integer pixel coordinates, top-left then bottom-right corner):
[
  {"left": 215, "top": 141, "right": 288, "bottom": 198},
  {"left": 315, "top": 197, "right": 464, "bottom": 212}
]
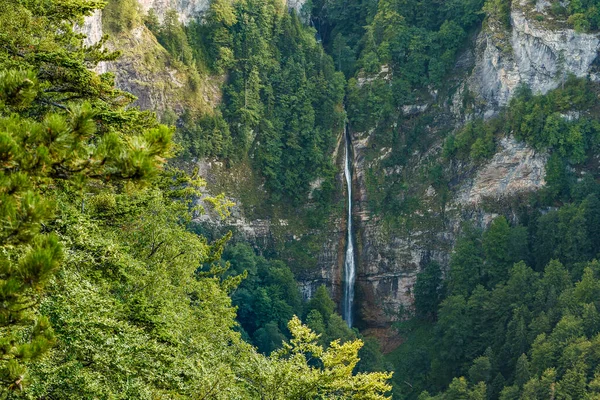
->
[
  {"left": 4, "top": 0, "right": 600, "bottom": 399},
  {"left": 0, "top": 0, "right": 391, "bottom": 398}
]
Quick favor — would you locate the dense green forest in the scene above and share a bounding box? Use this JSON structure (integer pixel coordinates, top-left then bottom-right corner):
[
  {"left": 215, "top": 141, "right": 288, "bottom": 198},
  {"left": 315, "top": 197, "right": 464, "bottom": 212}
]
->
[
  {"left": 145, "top": 0, "right": 346, "bottom": 206},
  {"left": 0, "top": 0, "right": 392, "bottom": 397},
  {"left": 385, "top": 75, "right": 600, "bottom": 398},
  {"left": 5, "top": 0, "right": 600, "bottom": 398},
  {"left": 393, "top": 196, "right": 600, "bottom": 398}
]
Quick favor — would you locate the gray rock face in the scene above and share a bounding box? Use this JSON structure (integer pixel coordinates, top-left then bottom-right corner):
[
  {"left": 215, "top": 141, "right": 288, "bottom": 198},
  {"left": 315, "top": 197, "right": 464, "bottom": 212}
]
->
[
  {"left": 79, "top": 4, "right": 222, "bottom": 114},
  {"left": 79, "top": 0, "right": 210, "bottom": 42},
  {"left": 350, "top": 125, "right": 453, "bottom": 327},
  {"left": 194, "top": 157, "right": 347, "bottom": 305},
  {"left": 107, "top": 27, "right": 190, "bottom": 113},
  {"left": 457, "top": 136, "right": 548, "bottom": 205},
  {"left": 349, "top": 132, "right": 549, "bottom": 326},
  {"left": 286, "top": 0, "right": 308, "bottom": 15},
  {"left": 470, "top": 4, "right": 600, "bottom": 110},
  {"left": 77, "top": 11, "right": 108, "bottom": 73},
  {"left": 79, "top": 10, "right": 104, "bottom": 47},
  {"left": 137, "top": 0, "right": 210, "bottom": 23}
]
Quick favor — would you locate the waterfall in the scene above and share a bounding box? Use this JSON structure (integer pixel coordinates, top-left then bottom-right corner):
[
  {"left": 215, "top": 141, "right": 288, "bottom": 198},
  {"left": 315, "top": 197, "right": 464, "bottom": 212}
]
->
[{"left": 343, "top": 123, "right": 356, "bottom": 328}]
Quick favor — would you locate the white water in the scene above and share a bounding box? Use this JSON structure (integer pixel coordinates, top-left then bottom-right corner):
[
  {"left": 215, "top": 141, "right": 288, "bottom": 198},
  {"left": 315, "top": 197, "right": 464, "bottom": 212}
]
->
[{"left": 343, "top": 124, "right": 356, "bottom": 328}]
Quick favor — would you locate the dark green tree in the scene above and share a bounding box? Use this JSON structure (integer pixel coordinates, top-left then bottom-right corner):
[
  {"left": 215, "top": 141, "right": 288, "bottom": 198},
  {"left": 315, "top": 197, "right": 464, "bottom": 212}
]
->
[
  {"left": 414, "top": 261, "right": 443, "bottom": 320},
  {"left": 0, "top": 0, "right": 172, "bottom": 389},
  {"left": 306, "top": 285, "right": 336, "bottom": 323}
]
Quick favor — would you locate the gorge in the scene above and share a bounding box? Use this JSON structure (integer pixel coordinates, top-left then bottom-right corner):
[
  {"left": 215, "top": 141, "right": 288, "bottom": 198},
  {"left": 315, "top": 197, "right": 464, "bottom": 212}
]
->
[
  {"left": 78, "top": 0, "right": 600, "bottom": 332},
  {"left": 13, "top": 0, "right": 600, "bottom": 397}
]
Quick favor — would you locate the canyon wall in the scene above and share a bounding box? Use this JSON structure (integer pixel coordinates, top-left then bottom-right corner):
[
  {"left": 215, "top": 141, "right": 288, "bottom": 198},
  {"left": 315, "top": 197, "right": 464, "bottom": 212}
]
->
[
  {"left": 351, "top": 0, "right": 600, "bottom": 328},
  {"left": 81, "top": 0, "right": 600, "bottom": 329}
]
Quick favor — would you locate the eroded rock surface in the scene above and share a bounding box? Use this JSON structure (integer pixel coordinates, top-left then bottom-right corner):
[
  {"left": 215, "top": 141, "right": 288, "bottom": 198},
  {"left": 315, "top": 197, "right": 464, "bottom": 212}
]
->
[
  {"left": 470, "top": 4, "right": 599, "bottom": 111},
  {"left": 137, "top": 0, "right": 210, "bottom": 23},
  {"left": 457, "top": 137, "right": 548, "bottom": 205}
]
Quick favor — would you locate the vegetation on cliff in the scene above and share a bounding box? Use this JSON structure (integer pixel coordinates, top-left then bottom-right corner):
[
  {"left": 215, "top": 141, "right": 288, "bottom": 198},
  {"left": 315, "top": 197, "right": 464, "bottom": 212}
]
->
[
  {"left": 306, "top": 2, "right": 600, "bottom": 400},
  {"left": 390, "top": 80, "right": 600, "bottom": 398},
  {"left": 0, "top": 0, "right": 393, "bottom": 398},
  {"left": 394, "top": 193, "right": 600, "bottom": 399},
  {"left": 145, "top": 0, "right": 346, "bottom": 207},
  {"left": 8, "top": 0, "right": 600, "bottom": 399}
]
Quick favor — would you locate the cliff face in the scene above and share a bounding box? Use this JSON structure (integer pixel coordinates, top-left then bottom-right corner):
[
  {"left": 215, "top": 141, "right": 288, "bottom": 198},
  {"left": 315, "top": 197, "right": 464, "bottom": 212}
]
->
[
  {"left": 82, "top": 0, "right": 600, "bottom": 329},
  {"left": 470, "top": 0, "right": 600, "bottom": 112},
  {"left": 80, "top": 1, "right": 345, "bottom": 306},
  {"left": 136, "top": 0, "right": 209, "bottom": 22},
  {"left": 350, "top": 0, "right": 600, "bottom": 328},
  {"left": 193, "top": 142, "right": 347, "bottom": 305},
  {"left": 80, "top": 4, "right": 219, "bottom": 114},
  {"left": 287, "top": 0, "right": 308, "bottom": 15}
]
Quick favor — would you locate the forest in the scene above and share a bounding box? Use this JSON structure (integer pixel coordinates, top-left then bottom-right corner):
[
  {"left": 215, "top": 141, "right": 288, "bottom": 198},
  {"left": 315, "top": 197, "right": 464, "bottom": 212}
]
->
[
  {"left": 3, "top": 0, "right": 600, "bottom": 398},
  {"left": 0, "top": 0, "right": 391, "bottom": 398}
]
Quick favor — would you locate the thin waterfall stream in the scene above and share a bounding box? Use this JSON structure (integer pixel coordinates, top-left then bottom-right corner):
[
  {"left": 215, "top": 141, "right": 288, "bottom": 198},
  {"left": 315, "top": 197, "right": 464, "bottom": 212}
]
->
[{"left": 343, "top": 122, "right": 356, "bottom": 328}]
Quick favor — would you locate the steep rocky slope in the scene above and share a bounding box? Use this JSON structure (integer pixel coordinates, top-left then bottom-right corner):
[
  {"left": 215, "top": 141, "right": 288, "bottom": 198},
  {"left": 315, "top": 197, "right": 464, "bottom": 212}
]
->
[
  {"left": 80, "top": 6, "right": 218, "bottom": 114},
  {"left": 350, "top": 0, "right": 600, "bottom": 329},
  {"left": 470, "top": 0, "right": 600, "bottom": 112},
  {"left": 83, "top": 0, "right": 600, "bottom": 332},
  {"left": 137, "top": 0, "right": 210, "bottom": 22}
]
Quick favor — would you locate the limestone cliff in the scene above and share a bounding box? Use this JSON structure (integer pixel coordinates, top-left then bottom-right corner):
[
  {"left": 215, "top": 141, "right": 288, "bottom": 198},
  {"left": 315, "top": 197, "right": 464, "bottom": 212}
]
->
[
  {"left": 349, "top": 0, "right": 600, "bottom": 329},
  {"left": 194, "top": 156, "right": 347, "bottom": 304},
  {"left": 81, "top": 0, "right": 600, "bottom": 331},
  {"left": 80, "top": 3, "right": 218, "bottom": 114},
  {"left": 136, "top": 0, "right": 210, "bottom": 23},
  {"left": 469, "top": 0, "right": 600, "bottom": 112}
]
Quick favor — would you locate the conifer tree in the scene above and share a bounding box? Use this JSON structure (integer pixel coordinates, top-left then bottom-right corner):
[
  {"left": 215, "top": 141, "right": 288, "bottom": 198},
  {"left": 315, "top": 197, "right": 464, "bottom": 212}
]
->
[{"left": 0, "top": 0, "right": 172, "bottom": 389}]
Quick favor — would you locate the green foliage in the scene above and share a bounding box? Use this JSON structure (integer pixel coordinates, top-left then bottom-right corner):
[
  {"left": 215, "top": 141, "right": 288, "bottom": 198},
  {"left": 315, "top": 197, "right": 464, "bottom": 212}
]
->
[
  {"left": 219, "top": 246, "right": 387, "bottom": 375},
  {"left": 218, "top": 0, "right": 345, "bottom": 204},
  {"left": 256, "top": 316, "right": 393, "bottom": 399},
  {"left": 483, "top": 0, "right": 511, "bottom": 28},
  {"left": 343, "top": 0, "right": 484, "bottom": 128},
  {"left": 389, "top": 184, "right": 600, "bottom": 399},
  {"left": 0, "top": 0, "right": 172, "bottom": 390},
  {"left": 103, "top": 0, "right": 141, "bottom": 34},
  {"left": 545, "top": 0, "right": 600, "bottom": 31},
  {"left": 443, "top": 119, "right": 498, "bottom": 162},
  {"left": 443, "top": 78, "right": 600, "bottom": 170},
  {"left": 306, "top": 285, "right": 337, "bottom": 322},
  {"left": 158, "top": 0, "right": 346, "bottom": 207},
  {"left": 506, "top": 80, "right": 598, "bottom": 163},
  {"left": 176, "top": 109, "right": 233, "bottom": 158},
  {"left": 441, "top": 78, "right": 600, "bottom": 222},
  {"left": 0, "top": 1, "right": 394, "bottom": 397},
  {"left": 222, "top": 243, "right": 302, "bottom": 351},
  {"left": 153, "top": 10, "right": 195, "bottom": 66},
  {"left": 330, "top": 0, "right": 490, "bottom": 228},
  {"left": 414, "top": 262, "right": 444, "bottom": 320}
]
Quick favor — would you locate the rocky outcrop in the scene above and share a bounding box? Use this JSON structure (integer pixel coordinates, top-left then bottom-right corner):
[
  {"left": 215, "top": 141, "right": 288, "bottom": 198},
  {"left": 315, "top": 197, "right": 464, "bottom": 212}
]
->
[
  {"left": 350, "top": 132, "right": 549, "bottom": 327},
  {"left": 107, "top": 27, "right": 191, "bottom": 113},
  {"left": 137, "top": 0, "right": 209, "bottom": 23},
  {"left": 457, "top": 136, "right": 548, "bottom": 205},
  {"left": 469, "top": 1, "right": 600, "bottom": 112},
  {"left": 139, "top": 0, "right": 305, "bottom": 22},
  {"left": 349, "top": 0, "right": 600, "bottom": 328},
  {"left": 79, "top": 10, "right": 104, "bottom": 47},
  {"left": 77, "top": 10, "right": 109, "bottom": 73},
  {"left": 287, "top": 0, "right": 308, "bottom": 15},
  {"left": 194, "top": 152, "right": 347, "bottom": 305},
  {"left": 351, "top": 127, "right": 453, "bottom": 327},
  {"left": 79, "top": 5, "right": 220, "bottom": 114}
]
